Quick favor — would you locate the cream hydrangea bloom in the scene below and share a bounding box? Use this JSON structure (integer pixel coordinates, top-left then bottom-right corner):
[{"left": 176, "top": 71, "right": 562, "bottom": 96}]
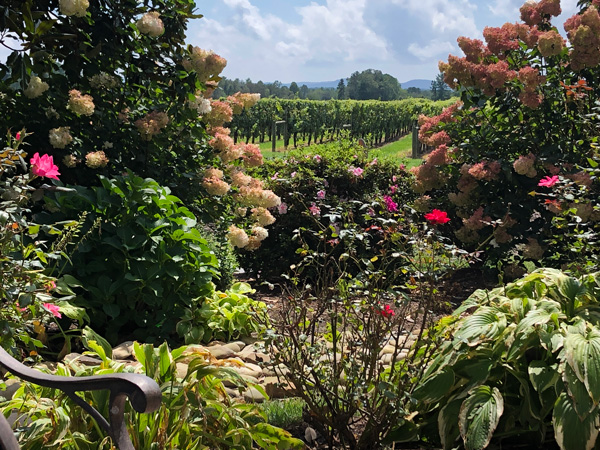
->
[
  {"left": 68, "top": 90, "right": 95, "bottom": 116},
  {"left": 137, "top": 12, "right": 164, "bottom": 37},
  {"left": 59, "top": 0, "right": 89, "bottom": 17},
  {"left": 49, "top": 127, "right": 73, "bottom": 149},
  {"left": 24, "top": 76, "right": 49, "bottom": 99}
]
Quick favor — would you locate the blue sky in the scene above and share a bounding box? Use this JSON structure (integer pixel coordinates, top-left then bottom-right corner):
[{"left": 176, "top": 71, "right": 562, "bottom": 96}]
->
[{"left": 188, "top": 0, "right": 579, "bottom": 83}]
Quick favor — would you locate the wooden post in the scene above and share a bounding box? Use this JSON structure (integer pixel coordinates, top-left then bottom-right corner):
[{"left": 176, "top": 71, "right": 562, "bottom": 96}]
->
[
  {"left": 272, "top": 120, "right": 277, "bottom": 153},
  {"left": 412, "top": 120, "right": 419, "bottom": 159}
]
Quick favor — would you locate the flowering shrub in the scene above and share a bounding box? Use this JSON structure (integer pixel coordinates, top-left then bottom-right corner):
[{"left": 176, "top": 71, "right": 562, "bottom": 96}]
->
[
  {"left": 412, "top": 0, "right": 600, "bottom": 271},
  {"left": 238, "top": 138, "right": 416, "bottom": 279},
  {"left": 0, "top": 132, "right": 87, "bottom": 357}
]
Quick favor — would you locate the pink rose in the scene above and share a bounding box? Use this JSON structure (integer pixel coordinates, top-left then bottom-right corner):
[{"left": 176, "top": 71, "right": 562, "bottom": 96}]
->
[
  {"left": 42, "top": 303, "right": 62, "bottom": 318},
  {"left": 30, "top": 153, "right": 60, "bottom": 180}
]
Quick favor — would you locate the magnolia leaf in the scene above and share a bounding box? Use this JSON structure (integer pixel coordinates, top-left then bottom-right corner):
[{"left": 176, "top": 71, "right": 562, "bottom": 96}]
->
[
  {"left": 553, "top": 392, "right": 599, "bottom": 450},
  {"left": 458, "top": 386, "right": 504, "bottom": 450}
]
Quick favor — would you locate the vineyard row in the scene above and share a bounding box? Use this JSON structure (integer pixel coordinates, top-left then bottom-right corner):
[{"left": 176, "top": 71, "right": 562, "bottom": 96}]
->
[{"left": 227, "top": 98, "right": 456, "bottom": 149}]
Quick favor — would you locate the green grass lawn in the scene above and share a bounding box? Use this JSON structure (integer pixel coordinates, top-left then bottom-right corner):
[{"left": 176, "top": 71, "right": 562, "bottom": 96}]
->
[
  {"left": 258, "top": 133, "right": 423, "bottom": 168},
  {"left": 370, "top": 134, "right": 422, "bottom": 169}
]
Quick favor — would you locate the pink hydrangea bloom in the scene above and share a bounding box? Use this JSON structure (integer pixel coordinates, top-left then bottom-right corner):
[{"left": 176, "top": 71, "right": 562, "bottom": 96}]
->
[
  {"left": 30, "top": 153, "right": 60, "bottom": 180},
  {"left": 314, "top": 155, "right": 322, "bottom": 162},
  {"left": 42, "top": 303, "right": 62, "bottom": 318},
  {"left": 538, "top": 175, "right": 559, "bottom": 187}
]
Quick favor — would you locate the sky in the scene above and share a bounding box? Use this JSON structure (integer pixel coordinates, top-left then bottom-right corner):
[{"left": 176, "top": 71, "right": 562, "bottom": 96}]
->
[
  {"left": 0, "top": 1, "right": 581, "bottom": 85},
  {"left": 189, "top": 0, "right": 580, "bottom": 83}
]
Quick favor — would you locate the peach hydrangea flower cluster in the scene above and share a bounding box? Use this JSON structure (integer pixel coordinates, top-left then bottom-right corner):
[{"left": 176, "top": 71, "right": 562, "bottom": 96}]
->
[
  {"left": 63, "top": 154, "right": 80, "bottom": 168},
  {"left": 462, "top": 207, "right": 492, "bottom": 231},
  {"left": 250, "top": 207, "right": 276, "bottom": 226},
  {"left": 24, "top": 76, "right": 49, "bottom": 99},
  {"left": 204, "top": 100, "right": 233, "bottom": 127},
  {"left": 513, "top": 152, "right": 537, "bottom": 177},
  {"left": 85, "top": 151, "right": 109, "bottom": 169},
  {"left": 518, "top": 66, "right": 546, "bottom": 108},
  {"left": 188, "top": 94, "right": 212, "bottom": 115},
  {"left": 68, "top": 89, "right": 95, "bottom": 116},
  {"left": 564, "top": 6, "right": 600, "bottom": 71},
  {"left": 467, "top": 160, "right": 501, "bottom": 181},
  {"left": 182, "top": 47, "right": 227, "bottom": 83},
  {"left": 135, "top": 111, "right": 169, "bottom": 141},
  {"left": 537, "top": 30, "right": 565, "bottom": 57},
  {"left": 202, "top": 168, "right": 230, "bottom": 197},
  {"left": 520, "top": 0, "right": 561, "bottom": 26},
  {"left": 49, "top": 127, "right": 73, "bottom": 149},
  {"left": 136, "top": 12, "right": 164, "bottom": 37}
]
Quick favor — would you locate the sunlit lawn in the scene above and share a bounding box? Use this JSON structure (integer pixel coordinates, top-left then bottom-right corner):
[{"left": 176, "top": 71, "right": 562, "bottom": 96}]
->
[{"left": 259, "top": 133, "right": 423, "bottom": 169}]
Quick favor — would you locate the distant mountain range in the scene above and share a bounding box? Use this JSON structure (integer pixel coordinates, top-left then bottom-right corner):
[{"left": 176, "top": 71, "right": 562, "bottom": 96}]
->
[{"left": 282, "top": 79, "right": 433, "bottom": 90}]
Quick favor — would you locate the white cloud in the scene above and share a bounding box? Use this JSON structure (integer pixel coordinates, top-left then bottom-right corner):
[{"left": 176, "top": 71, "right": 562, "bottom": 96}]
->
[
  {"left": 187, "top": 0, "right": 391, "bottom": 80},
  {"left": 488, "top": 0, "right": 519, "bottom": 18},
  {"left": 408, "top": 39, "right": 454, "bottom": 60},
  {"left": 386, "top": 0, "right": 479, "bottom": 37}
]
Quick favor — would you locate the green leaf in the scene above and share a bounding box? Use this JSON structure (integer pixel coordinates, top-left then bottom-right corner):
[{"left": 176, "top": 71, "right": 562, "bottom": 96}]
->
[
  {"left": 412, "top": 369, "right": 455, "bottom": 404},
  {"left": 158, "top": 341, "right": 173, "bottom": 379},
  {"left": 82, "top": 326, "right": 113, "bottom": 359},
  {"left": 458, "top": 386, "right": 504, "bottom": 450},
  {"left": 565, "top": 327, "right": 600, "bottom": 405},
  {"left": 454, "top": 307, "right": 507, "bottom": 346},
  {"left": 528, "top": 360, "right": 559, "bottom": 394},
  {"left": 438, "top": 398, "right": 462, "bottom": 450},
  {"left": 553, "top": 392, "right": 599, "bottom": 450}
]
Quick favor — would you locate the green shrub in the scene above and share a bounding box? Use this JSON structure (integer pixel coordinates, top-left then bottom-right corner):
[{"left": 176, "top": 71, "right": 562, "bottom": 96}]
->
[
  {"left": 37, "top": 173, "right": 218, "bottom": 344},
  {"left": 403, "top": 268, "right": 600, "bottom": 450},
  {"left": 240, "top": 138, "right": 416, "bottom": 279},
  {"left": 1, "top": 341, "right": 304, "bottom": 449},
  {"left": 201, "top": 227, "right": 240, "bottom": 290}
]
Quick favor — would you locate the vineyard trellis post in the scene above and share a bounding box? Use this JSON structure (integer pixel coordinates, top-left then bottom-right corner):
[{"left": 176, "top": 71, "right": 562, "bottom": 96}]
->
[
  {"left": 272, "top": 120, "right": 286, "bottom": 152},
  {"left": 412, "top": 120, "right": 419, "bottom": 159}
]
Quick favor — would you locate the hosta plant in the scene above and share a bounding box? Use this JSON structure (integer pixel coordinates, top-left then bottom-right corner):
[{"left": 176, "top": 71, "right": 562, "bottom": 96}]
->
[{"left": 404, "top": 268, "right": 600, "bottom": 450}]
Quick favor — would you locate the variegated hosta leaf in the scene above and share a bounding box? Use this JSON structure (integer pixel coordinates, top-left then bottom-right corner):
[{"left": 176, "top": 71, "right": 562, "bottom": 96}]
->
[
  {"left": 458, "top": 386, "right": 504, "bottom": 450},
  {"left": 564, "top": 327, "right": 600, "bottom": 405},
  {"left": 563, "top": 362, "right": 594, "bottom": 419},
  {"left": 528, "top": 360, "right": 559, "bottom": 395},
  {"left": 553, "top": 392, "right": 600, "bottom": 450},
  {"left": 454, "top": 307, "right": 507, "bottom": 347},
  {"left": 438, "top": 398, "right": 462, "bottom": 450}
]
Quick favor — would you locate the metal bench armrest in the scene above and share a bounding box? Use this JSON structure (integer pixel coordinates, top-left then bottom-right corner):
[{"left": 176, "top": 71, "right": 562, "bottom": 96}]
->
[{"left": 0, "top": 346, "right": 161, "bottom": 450}]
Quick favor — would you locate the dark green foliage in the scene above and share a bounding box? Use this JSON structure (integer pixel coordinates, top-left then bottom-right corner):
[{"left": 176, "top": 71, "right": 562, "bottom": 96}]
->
[
  {"left": 38, "top": 173, "right": 218, "bottom": 344},
  {"left": 239, "top": 138, "right": 416, "bottom": 279}
]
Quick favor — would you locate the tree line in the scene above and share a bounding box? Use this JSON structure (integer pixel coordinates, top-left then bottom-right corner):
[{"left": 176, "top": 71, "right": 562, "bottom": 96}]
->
[{"left": 215, "top": 70, "right": 455, "bottom": 101}]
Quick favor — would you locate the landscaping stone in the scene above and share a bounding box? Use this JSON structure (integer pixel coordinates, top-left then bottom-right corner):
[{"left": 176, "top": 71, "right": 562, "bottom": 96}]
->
[
  {"left": 243, "top": 386, "right": 267, "bottom": 403},
  {"left": 63, "top": 353, "right": 102, "bottom": 366},
  {"left": 206, "top": 345, "right": 236, "bottom": 359},
  {"left": 263, "top": 376, "right": 294, "bottom": 399},
  {"left": 112, "top": 341, "right": 134, "bottom": 360},
  {"left": 223, "top": 342, "right": 244, "bottom": 352}
]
